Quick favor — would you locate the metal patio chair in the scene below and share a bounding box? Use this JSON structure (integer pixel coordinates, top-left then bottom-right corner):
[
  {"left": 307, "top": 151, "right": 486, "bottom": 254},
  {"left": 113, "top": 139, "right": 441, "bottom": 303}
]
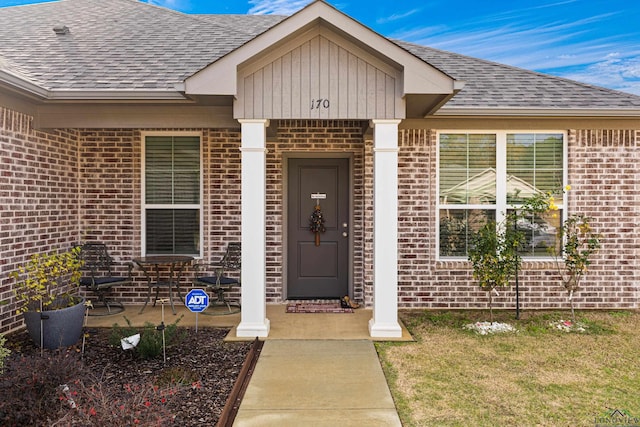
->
[
  {"left": 192, "top": 242, "right": 241, "bottom": 314},
  {"left": 78, "top": 242, "right": 132, "bottom": 316}
]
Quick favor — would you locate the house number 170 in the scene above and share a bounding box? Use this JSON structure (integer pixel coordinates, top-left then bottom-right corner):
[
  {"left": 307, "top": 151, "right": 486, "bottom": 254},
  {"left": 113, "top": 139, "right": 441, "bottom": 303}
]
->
[{"left": 311, "top": 98, "right": 330, "bottom": 110}]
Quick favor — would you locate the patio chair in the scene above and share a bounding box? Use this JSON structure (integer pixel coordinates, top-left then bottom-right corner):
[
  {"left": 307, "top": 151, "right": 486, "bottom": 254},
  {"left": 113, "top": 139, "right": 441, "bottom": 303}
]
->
[
  {"left": 78, "top": 242, "right": 132, "bottom": 316},
  {"left": 192, "top": 242, "right": 241, "bottom": 314}
]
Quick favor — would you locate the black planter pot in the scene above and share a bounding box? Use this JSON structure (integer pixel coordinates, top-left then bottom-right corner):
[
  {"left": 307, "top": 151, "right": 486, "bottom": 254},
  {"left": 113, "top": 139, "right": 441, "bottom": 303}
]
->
[{"left": 23, "top": 296, "right": 86, "bottom": 349}]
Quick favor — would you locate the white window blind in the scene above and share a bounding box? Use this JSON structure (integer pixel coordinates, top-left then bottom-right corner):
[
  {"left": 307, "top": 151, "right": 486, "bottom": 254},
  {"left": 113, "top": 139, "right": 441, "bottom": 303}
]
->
[
  {"left": 438, "top": 131, "right": 565, "bottom": 258},
  {"left": 439, "top": 133, "right": 497, "bottom": 256},
  {"left": 143, "top": 135, "right": 201, "bottom": 256},
  {"left": 506, "top": 133, "right": 564, "bottom": 256}
]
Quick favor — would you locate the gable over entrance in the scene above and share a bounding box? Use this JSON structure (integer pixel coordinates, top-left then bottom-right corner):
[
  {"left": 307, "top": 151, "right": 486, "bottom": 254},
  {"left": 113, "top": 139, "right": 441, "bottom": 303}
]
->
[
  {"left": 237, "top": 29, "right": 402, "bottom": 119},
  {"left": 185, "top": 0, "right": 463, "bottom": 119}
]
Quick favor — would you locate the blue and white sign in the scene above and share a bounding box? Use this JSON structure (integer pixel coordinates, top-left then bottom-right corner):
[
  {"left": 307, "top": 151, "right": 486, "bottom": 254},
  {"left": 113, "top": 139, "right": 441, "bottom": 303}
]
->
[{"left": 185, "top": 289, "right": 209, "bottom": 313}]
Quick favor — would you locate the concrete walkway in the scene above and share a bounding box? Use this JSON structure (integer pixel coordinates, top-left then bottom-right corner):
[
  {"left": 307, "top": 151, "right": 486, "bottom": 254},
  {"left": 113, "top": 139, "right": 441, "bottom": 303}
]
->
[{"left": 233, "top": 340, "right": 402, "bottom": 426}]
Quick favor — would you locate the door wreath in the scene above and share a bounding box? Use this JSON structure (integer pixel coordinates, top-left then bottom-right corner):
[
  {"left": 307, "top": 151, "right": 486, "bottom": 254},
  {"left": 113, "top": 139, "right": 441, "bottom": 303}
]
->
[{"left": 309, "top": 203, "right": 326, "bottom": 246}]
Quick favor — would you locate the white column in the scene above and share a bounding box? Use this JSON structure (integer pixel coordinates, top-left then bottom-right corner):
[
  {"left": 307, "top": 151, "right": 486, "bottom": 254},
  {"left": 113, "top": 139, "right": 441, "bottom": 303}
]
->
[
  {"left": 236, "top": 119, "right": 270, "bottom": 338},
  {"left": 369, "top": 119, "right": 402, "bottom": 338}
]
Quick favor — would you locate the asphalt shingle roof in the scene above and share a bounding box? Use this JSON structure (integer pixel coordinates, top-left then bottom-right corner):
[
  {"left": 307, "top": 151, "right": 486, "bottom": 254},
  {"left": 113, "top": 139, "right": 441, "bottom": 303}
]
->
[
  {"left": 0, "top": 0, "right": 284, "bottom": 91},
  {"left": 1, "top": 0, "right": 640, "bottom": 110},
  {"left": 397, "top": 41, "right": 640, "bottom": 110}
]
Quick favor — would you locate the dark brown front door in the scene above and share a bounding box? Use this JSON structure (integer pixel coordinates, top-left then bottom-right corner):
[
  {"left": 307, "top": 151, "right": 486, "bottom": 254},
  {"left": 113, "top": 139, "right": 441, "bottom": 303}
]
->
[{"left": 287, "top": 158, "right": 350, "bottom": 299}]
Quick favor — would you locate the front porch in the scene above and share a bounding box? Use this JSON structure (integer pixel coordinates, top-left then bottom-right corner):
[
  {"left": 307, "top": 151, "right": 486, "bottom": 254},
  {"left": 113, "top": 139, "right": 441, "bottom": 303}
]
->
[{"left": 84, "top": 304, "right": 413, "bottom": 341}]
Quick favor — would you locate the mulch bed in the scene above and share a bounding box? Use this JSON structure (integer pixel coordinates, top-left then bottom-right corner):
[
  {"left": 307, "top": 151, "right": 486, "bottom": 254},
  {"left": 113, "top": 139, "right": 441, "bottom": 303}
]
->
[
  {"left": 286, "top": 302, "right": 354, "bottom": 313},
  {"left": 1, "top": 327, "right": 251, "bottom": 426}
]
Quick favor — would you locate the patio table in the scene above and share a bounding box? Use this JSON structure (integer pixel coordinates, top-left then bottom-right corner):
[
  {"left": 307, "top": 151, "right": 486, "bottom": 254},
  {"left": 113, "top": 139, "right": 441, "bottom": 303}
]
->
[{"left": 133, "top": 255, "right": 194, "bottom": 314}]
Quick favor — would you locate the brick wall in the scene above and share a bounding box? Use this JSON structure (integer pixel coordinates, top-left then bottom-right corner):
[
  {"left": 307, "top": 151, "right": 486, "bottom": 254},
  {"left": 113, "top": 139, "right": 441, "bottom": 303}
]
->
[
  {"left": 2, "top": 105, "right": 638, "bottom": 334},
  {"left": 1, "top": 107, "right": 81, "bottom": 333},
  {"left": 397, "top": 129, "right": 435, "bottom": 307},
  {"left": 567, "top": 130, "right": 639, "bottom": 308},
  {"left": 77, "top": 129, "right": 141, "bottom": 305},
  {"left": 76, "top": 129, "right": 245, "bottom": 306},
  {"left": 396, "top": 128, "right": 639, "bottom": 311},
  {"left": 1, "top": 119, "right": 248, "bottom": 333}
]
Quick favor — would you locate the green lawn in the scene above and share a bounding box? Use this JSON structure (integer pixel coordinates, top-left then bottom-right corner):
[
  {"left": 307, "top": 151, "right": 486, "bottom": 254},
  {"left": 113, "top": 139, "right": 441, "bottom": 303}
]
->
[{"left": 376, "top": 310, "right": 640, "bottom": 427}]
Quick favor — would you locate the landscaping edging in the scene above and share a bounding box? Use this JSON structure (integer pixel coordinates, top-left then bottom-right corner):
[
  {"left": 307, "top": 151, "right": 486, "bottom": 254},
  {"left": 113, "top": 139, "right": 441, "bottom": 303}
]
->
[{"left": 217, "top": 338, "right": 264, "bottom": 427}]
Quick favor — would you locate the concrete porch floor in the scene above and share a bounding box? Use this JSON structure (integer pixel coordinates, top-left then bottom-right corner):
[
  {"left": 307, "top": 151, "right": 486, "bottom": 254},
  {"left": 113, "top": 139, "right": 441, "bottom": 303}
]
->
[{"left": 85, "top": 303, "right": 413, "bottom": 341}]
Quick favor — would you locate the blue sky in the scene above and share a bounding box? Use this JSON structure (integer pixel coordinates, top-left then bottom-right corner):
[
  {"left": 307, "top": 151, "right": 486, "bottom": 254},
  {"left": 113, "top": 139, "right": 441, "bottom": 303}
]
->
[{"left": 2, "top": 0, "right": 639, "bottom": 95}]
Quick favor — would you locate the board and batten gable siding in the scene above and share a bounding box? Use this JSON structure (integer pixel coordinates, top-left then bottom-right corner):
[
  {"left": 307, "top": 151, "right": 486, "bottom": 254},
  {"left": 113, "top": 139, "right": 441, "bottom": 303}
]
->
[{"left": 236, "top": 34, "right": 403, "bottom": 120}]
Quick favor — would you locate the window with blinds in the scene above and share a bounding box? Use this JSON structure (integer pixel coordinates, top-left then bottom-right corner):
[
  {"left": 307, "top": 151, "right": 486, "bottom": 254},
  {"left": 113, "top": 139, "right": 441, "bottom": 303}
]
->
[
  {"left": 438, "top": 132, "right": 565, "bottom": 258},
  {"left": 507, "top": 133, "right": 564, "bottom": 256},
  {"left": 143, "top": 135, "right": 201, "bottom": 256},
  {"left": 439, "top": 134, "right": 497, "bottom": 257}
]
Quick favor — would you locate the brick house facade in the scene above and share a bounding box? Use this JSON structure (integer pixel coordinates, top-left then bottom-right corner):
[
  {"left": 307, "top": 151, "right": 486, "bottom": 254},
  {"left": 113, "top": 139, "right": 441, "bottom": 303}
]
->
[
  {"left": 2, "top": 106, "right": 638, "bottom": 334},
  {"left": 1, "top": 0, "right": 639, "bottom": 337}
]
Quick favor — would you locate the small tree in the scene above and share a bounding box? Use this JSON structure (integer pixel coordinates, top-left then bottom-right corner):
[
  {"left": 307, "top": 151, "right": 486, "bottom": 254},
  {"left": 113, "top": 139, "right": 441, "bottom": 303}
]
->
[
  {"left": 549, "top": 214, "right": 601, "bottom": 322},
  {"left": 468, "top": 191, "right": 553, "bottom": 322},
  {"left": 468, "top": 220, "right": 521, "bottom": 322}
]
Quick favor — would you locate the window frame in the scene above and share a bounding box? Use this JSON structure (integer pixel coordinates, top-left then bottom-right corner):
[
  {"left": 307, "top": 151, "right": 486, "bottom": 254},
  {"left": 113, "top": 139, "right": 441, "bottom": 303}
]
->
[
  {"left": 436, "top": 130, "right": 568, "bottom": 261},
  {"left": 141, "top": 131, "right": 204, "bottom": 257}
]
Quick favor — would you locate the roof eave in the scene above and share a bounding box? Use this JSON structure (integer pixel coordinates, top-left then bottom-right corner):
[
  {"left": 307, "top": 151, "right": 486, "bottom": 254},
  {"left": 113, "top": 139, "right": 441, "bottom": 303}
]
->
[
  {"left": 1, "top": 69, "right": 191, "bottom": 102},
  {"left": 435, "top": 107, "right": 640, "bottom": 117},
  {"left": 45, "top": 89, "right": 190, "bottom": 102},
  {"left": 0, "top": 70, "right": 49, "bottom": 100}
]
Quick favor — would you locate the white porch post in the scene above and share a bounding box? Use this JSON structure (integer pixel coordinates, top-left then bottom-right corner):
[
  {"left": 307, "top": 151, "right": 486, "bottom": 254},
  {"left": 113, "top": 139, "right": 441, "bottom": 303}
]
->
[
  {"left": 236, "top": 119, "right": 270, "bottom": 338},
  {"left": 369, "top": 119, "right": 402, "bottom": 338}
]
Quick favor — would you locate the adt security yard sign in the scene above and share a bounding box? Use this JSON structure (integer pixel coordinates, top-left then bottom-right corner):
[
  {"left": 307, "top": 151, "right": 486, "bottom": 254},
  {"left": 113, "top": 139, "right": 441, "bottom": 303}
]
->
[
  {"left": 185, "top": 289, "right": 209, "bottom": 332},
  {"left": 185, "top": 289, "right": 209, "bottom": 312}
]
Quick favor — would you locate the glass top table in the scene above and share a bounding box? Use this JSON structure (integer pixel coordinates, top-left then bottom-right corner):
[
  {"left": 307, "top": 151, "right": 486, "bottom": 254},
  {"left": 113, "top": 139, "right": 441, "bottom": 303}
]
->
[{"left": 133, "top": 255, "right": 194, "bottom": 315}]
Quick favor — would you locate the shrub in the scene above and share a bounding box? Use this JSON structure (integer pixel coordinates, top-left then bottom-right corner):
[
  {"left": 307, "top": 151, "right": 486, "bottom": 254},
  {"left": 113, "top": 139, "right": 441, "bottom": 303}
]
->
[
  {"left": 155, "top": 366, "right": 200, "bottom": 387},
  {"left": 0, "top": 351, "right": 84, "bottom": 425},
  {"left": 55, "top": 379, "right": 176, "bottom": 426},
  {"left": 0, "top": 346, "right": 178, "bottom": 426},
  {"left": 0, "top": 335, "right": 9, "bottom": 373},
  {"left": 110, "top": 315, "right": 185, "bottom": 359},
  {"left": 10, "top": 247, "right": 84, "bottom": 314}
]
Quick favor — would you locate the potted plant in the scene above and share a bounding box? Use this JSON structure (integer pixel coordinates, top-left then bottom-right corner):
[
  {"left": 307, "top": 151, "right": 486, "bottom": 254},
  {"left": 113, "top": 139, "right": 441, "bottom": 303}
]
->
[{"left": 10, "top": 246, "right": 86, "bottom": 349}]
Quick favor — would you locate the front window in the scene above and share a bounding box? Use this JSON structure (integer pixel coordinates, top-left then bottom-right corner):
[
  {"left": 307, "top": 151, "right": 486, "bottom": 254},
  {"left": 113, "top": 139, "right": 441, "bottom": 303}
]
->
[
  {"left": 142, "top": 134, "right": 202, "bottom": 256},
  {"left": 438, "top": 131, "right": 566, "bottom": 258},
  {"left": 506, "top": 133, "right": 564, "bottom": 256}
]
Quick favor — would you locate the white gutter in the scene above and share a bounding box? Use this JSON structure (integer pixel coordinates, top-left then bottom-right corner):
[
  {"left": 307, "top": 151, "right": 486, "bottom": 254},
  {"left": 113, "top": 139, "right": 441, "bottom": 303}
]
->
[
  {"left": 0, "top": 70, "right": 49, "bottom": 99},
  {"left": 0, "top": 70, "right": 189, "bottom": 102},
  {"left": 45, "top": 90, "right": 189, "bottom": 101}
]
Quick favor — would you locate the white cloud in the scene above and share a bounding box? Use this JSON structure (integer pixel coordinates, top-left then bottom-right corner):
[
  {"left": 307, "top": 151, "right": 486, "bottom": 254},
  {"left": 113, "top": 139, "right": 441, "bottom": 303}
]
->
[
  {"left": 248, "top": 0, "right": 312, "bottom": 15},
  {"left": 376, "top": 8, "right": 421, "bottom": 25},
  {"left": 388, "top": 4, "right": 640, "bottom": 95},
  {"left": 555, "top": 55, "right": 640, "bottom": 95}
]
